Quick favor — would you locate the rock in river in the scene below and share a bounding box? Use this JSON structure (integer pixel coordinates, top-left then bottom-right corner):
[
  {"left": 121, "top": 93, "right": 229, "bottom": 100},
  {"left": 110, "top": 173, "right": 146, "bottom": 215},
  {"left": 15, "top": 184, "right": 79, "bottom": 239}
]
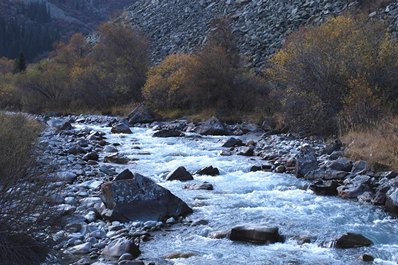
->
[
  {"left": 100, "top": 170, "right": 192, "bottom": 222},
  {"left": 335, "top": 233, "right": 373, "bottom": 248},
  {"left": 194, "top": 117, "right": 230, "bottom": 136},
  {"left": 103, "top": 238, "right": 140, "bottom": 259},
  {"left": 229, "top": 225, "right": 284, "bottom": 244},
  {"left": 194, "top": 166, "right": 220, "bottom": 176},
  {"left": 111, "top": 122, "right": 132, "bottom": 134},
  {"left": 165, "top": 166, "right": 193, "bottom": 181}
]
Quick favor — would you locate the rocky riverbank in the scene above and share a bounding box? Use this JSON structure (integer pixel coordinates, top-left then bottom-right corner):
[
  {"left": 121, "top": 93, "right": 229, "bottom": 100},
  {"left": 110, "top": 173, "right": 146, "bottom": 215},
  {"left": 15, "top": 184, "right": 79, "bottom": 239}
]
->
[{"left": 34, "top": 114, "right": 398, "bottom": 264}]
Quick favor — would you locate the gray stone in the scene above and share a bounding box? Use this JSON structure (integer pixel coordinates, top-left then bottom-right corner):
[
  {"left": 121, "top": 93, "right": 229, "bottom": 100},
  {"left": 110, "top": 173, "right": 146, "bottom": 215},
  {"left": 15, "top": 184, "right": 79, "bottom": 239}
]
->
[
  {"left": 103, "top": 238, "right": 140, "bottom": 259},
  {"left": 335, "top": 233, "right": 373, "bottom": 248},
  {"left": 165, "top": 166, "right": 193, "bottom": 181},
  {"left": 100, "top": 171, "right": 192, "bottom": 222},
  {"left": 128, "top": 104, "right": 155, "bottom": 125},
  {"left": 111, "top": 123, "right": 132, "bottom": 134},
  {"left": 194, "top": 117, "right": 229, "bottom": 136},
  {"left": 229, "top": 225, "right": 283, "bottom": 244}
]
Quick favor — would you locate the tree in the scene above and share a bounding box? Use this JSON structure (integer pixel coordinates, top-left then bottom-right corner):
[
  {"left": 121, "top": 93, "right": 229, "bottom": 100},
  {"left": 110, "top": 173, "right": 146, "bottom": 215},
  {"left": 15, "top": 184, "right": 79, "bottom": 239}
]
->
[{"left": 13, "top": 52, "right": 26, "bottom": 73}]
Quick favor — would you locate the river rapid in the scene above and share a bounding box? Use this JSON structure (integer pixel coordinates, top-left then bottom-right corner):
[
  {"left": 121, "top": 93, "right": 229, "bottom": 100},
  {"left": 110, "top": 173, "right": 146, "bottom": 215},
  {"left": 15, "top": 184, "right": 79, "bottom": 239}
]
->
[{"left": 82, "top": 124, "right": 398, "bottom": 265}]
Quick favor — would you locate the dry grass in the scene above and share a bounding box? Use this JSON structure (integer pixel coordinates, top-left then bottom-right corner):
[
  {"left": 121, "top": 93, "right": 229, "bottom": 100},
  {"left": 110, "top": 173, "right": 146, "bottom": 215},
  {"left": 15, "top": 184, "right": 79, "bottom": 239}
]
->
[{"left": 341, "top": 117, "right": 398, "bottom": 171}]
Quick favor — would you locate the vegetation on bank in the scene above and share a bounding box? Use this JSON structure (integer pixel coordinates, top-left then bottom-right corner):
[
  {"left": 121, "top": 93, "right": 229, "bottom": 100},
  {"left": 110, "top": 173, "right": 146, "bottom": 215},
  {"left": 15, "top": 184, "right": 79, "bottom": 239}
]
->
[
  {"left": 0, "top": 14, "right": 397, "bottom": 168},
  {"left": 0, "top": 114, "right": 57, "bottom": 265}
]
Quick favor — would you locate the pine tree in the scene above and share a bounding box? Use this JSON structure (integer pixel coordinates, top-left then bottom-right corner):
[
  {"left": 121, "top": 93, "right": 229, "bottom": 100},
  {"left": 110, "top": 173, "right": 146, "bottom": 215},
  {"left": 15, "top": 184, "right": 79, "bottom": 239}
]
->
[{"left": 13, "top": 52, "right": 26, "bottom": 73}]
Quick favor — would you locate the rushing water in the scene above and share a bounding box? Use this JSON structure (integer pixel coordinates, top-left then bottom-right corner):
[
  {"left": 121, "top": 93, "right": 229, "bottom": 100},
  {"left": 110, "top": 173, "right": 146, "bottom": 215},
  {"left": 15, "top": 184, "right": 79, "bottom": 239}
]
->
[{"left": 90, "top": 125, "right": 398, "bottom": 265}]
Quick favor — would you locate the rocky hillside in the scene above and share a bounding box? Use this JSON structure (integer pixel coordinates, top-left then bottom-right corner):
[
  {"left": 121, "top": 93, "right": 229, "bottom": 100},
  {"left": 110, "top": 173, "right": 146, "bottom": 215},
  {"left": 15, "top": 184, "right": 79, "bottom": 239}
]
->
[{"left": 121, "top": 0, "right": 398, "bottom": 68}]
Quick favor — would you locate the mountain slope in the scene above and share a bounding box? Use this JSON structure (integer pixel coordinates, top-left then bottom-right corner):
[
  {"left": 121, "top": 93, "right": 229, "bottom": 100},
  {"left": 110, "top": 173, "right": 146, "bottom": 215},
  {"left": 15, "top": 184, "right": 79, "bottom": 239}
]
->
[{"left": 121, "top": 0, "right": 398, "bottom": 68}]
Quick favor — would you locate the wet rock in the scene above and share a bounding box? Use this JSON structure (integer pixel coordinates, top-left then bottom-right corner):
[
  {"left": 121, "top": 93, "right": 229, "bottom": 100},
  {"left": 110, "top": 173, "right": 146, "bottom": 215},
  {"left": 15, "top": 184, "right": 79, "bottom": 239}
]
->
[
  {"left": 104, "top": 154, "right": 130, "bottom": 164},
  {"left": 335, "top": 233, "right": 373, "bottom": 248},
  {"left": 163, "top": 252, "right": 197, "bottom": 259},
  {"left": 229, "top": 226, "right": 284, "bottom": 244},
  {"left": 100, "top": 171, "right": 192, "bottom": 222},
  {"left": 237, "top": 146, "right": 254, "bottom": 156},
  {"left": 385, "top": 187, "right": 398, "bottom": 217},
  {"left": 194, "top": 166, "right": 220, "bottom": 176},
  {"left": 250, "top": 164, "right": 273, "bottom": 172},
  {"left": 304, "top": 169, "right": 348, "bottom": 181},
  {"left": 194, "top": 117, "right": 230, "bottom": 136},
  {"left": 310, "top": 180, "right": 339, "bottom": 196},
  {"left": 208, "top": 230, "right": 230, "bottom": 239},
  {"left": 222, "top": 137, "right": 244, "bottom": 148},
  {"left": 337, "top": 175, "right": 371, "bottom": 199},
  {"left": 275, "top": 165, "right": 286, "bottom": 173},
  {"left": 295, "top": 145, "right": 318, "bottom": 178},
  {"left": 128, "top": 104, "right": 156, "bottom": 125},
  {"left": 184, "top": 182, "right": 214, "bottom": 190},
  {"left": 83, "top": 152, "right": 99, "bottom": 161},
  {"left": 372, "top": 182, "right": 391, "bottom": 205},
  {"left": 104, "top": 146, "right": 118, "bottom": 153},
  {"left": 359, "top": 254, "right": 374, "bottom": 262},
  {"left": 164, "top": 166, "right": 193, "bottom": 181},
  {"left": 114, "top": 169, "right": 135, "bottom": 181},
  {"left": 153, "top": 129, "right": 184, "bottom": 138},
  {"left": 102, "top": 238, "right": 140, "bottom": 259},
  {"left": 111, "top": 123, "right": 132, "bottom": 134}
]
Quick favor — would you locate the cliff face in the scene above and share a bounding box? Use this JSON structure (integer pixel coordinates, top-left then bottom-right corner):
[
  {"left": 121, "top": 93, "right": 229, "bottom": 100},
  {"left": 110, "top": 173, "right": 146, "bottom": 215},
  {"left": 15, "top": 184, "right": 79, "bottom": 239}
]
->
[{"left": 121, "top": 0, "right": 398, "bottom": 68}]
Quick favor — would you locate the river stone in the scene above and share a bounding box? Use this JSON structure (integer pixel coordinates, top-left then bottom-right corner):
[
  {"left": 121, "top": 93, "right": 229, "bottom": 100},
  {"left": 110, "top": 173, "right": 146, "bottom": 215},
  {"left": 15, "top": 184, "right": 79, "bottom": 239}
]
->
[
  {"left": 128, "top": 104, "right": 155, "bottom": 125},
  {"left": 222, "top": 137, "right": 244, "bottom": 148},
  {"left": 335, "top": 233, "right": 373, "bottom": 248},
  {"left": 165, "top": 166, "right": 193, "bottom": 181},
  {"left": 385, "top": 187, "right": 398, "bottom": 216},
  {"left": 111, "top": 123, "right": 132, "bottom": 134},
  {"left": 229, "top": 226, "right": 283, "bottom": 244},
  {"left": 328, "top": 158, "right": 353, "bottom": 172},
  {"left": 102, "top": 238, "right": 140, "bottom": 259},
  {"left": 47, "top": 118, "right": 73, "bottom": 131},
  {"left": 100, "top": 171, "right": 192, "bottom": 222},
  {"left": 69, "top": 242, "right": 92, "bottom": 254},
  {"left": 337, "top": 175, "right": 371, "bottom": 199},
  {"left": 295, "top": 145, "right": 318, "bottom": 178},
  {"left": 104, "top": 154, "right": 129, "bottom": 164},
  {"left": 153, "top": 129, "right": 184, "bottom": 138},
  {"left": 83, "top": 152, "right": 99, "bottom": 161},
  {"left": 194, "top": 166, "right": 220, "bottom": 176},
  {"left": 184, "top": 182, "right": 214, "bottom": 190},
  {"left": 194, "top": 117, "right": 230, "bottom": 136},
  {"left": 310, "top": 180, "right": 339, "bottom": 196}
]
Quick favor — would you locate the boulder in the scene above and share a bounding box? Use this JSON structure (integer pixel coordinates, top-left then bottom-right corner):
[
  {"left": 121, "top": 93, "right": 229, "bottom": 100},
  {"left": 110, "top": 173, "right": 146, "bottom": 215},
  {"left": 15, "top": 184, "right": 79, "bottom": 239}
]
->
[
  {"left": 102, "top": 238, "right": 140, "bottom": 259},
  {"left": 359, "top": 254, "right": 374, "bottom": 262},
  {"left": 322, "top": 139, "right": 342, "bottom": 155},
  {"left": 104, "top": 154, "right": 129, "bottom": 164},
  {"left": 237, "top": 146, "right": 254, "bottom": 156},
  {"left": 385, "top": 187, "right": 398, "bottom": 216},
  {"left": 194, "top": 166, "right": 220, "bottom": 176},
  {"left": 222, "top": 137, "right": 244, "bottom": 148},
  {"left": 250, "top": 164, "right": 273, "bottom": 172},
  {"left": 69, "top": 242, "right": 92, "bottom": 255},
  {"left": 165, "top": 166, "right": 193, "bottom": 181},
  {"left": 153, "top": 129, "right": 184, "bottom": 138},
  {"left": 372, "top": 183, "right": 391, "bottom": 205},
  {"left": 194, "top": 117, "right": 229, "bottom": 136},
  {"left": 184, "top": 182, "right": 214, "bottom": 190},
  {"left": 337, "top": 175, "right": 371, "bottom": 199},
  {"left": 114, "top": 169, "right": 135, "bottom": 181},
  {"left": 100, "top": 171, "right": 192, "bottom": 222},
  {"left": 83, "top": 152, "right": 99, "bottom": 161},
  {"left": 334, "top": 233, "right": 373, "bottom": 248},
  {"left": 295, "top": 145, "right": 318, "bottom": 178},
  {"left": 229, "top": 225, "right": 284, "bottom": 244},
  {"left": 310, "top": 180, "right": 339, "bottom": 196},
  {"left": 111, "top": 123, "right": 132, "bottom": 134},
  {"left": 328, "top": 158, "right": 353, "bottom": 172},
  {"left": 128, "top": 104, "right": 155, "bottom": 125},
  {"left": 351, "top": 160, "right": 368, "bottom": 174}
]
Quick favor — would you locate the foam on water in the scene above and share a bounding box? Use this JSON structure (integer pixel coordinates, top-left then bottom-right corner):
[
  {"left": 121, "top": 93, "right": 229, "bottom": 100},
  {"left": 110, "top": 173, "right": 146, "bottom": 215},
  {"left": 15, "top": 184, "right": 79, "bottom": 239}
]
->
[{"left": 85, "top": 124, "right": 398, "bottom": 265}]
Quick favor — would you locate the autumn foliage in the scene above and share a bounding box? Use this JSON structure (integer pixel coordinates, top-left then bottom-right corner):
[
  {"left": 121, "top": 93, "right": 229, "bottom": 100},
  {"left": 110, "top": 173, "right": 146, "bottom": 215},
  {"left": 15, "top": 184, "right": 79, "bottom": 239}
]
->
[{"left": 269, "top": 15, "right": 398, "bottom": 135}]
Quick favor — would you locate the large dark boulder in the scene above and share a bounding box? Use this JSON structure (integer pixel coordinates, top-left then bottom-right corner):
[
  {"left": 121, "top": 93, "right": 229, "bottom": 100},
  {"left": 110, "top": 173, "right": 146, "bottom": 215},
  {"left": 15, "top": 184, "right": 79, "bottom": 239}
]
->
[
  {"left": 337, "top": 175, "right": 371, "bottom": 199},
  {"left": 102, "top": 238, "right": 140, "bottom": 259},
  {"left": 128, "top": 104, "right": 155, "bottom": 125},
  {"left": 165, "top": 166, "right": 193, "bottom": 181},
  {"left": 194, "top": 166, "right": 220, "bottom": 176},
  {"left": 310, "top": 180, "right": 339, "bottom": 196},
  {"left": 153, "top": 129, "right": 184, "bottom": 138},
  {"left": 385, "top": 187, "right": 398, "bottom": 216},
  {"left": 100, "top": 171, "right": 192, "bottom": 222},
  {"left": 222, "top": 137, "right": 244, "bottom": 148},
  {"left": 295, "top": 145, "right": 318, "bottom": 178},
  {"left": 194, "top": 117, "right": 230, "bottom": 136},
  {"left": 335, "top": 233, "right": 373, "bottom": 248},
  {"left": 328, "top": 158, "right": 353, "bottom": 172},
  {"left": 111, "top": 123, "right": 132, "bottom": 134},
  {"left": 229, "top": 225, "right": 284, "bottom": 244}
]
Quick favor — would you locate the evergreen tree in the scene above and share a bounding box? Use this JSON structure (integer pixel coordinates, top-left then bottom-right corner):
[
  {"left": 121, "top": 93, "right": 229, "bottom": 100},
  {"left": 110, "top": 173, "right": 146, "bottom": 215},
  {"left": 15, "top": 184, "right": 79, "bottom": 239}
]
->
[{"left": 13, "top": 52, "right": 26, "bottom": 73}]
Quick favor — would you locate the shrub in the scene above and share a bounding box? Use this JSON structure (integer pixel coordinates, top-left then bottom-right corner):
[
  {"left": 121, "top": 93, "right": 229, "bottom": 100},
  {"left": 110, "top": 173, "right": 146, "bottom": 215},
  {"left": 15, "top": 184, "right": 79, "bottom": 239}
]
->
[
  {"left": 0, "top": 114, "right": 56, "bottom": 265},
  {"left": 270, "top": 15, "right": 398, "bottom": 135}
]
